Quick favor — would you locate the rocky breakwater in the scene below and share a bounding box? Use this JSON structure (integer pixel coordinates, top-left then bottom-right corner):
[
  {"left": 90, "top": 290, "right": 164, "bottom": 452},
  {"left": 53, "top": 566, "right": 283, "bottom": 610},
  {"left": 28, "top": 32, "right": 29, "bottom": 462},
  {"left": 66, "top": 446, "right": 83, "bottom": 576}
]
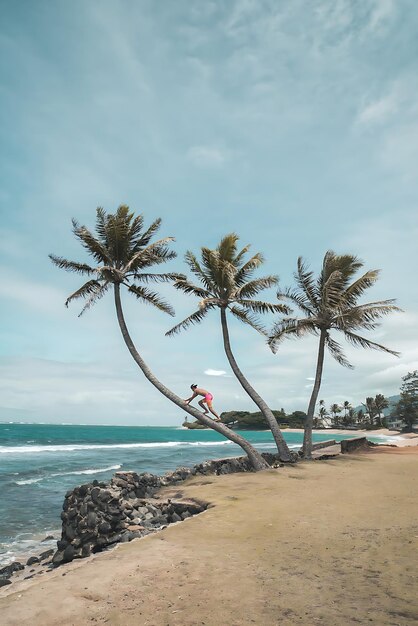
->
[
  {"left": 53, "top": 471, "right": 208, "bottom": 566},
  {"left": 53, "top": 454, "right": 285, "bottom": 567},
  {"left": 53, "top": 469, "right": 209, "bottom": 566}
]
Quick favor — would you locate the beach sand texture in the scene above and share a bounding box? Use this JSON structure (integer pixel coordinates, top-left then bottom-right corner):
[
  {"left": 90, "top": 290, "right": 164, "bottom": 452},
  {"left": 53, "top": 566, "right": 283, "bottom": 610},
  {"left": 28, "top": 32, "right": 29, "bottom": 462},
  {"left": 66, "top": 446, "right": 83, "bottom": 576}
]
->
[{"left": 1, "top": 449, "right": 417, "bottom": 626}]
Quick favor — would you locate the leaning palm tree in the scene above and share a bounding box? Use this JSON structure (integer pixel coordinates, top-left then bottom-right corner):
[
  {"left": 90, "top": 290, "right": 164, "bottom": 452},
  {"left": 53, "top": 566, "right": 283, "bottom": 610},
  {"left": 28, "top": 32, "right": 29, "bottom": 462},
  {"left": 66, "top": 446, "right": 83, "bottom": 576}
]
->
[
  {"left": 166, "top": 233, "right": 294, "bottom": 462},
  {"left": 49, "top": 206, "right": 269, "bottom": 471},
  {"left": 268, "top": 251, "right": 401, "bottom": 458}
]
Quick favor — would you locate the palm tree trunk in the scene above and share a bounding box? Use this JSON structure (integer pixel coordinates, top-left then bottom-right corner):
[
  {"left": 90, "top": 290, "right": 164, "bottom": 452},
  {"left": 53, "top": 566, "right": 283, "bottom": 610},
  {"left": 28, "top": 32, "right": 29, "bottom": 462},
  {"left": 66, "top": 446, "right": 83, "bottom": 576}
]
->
[
  {"left": 114, "top": 285, "right": 269, "bottom": 471},
  {"left": 302, "top": 329, "right": 327, "bottom": 459},
  {"left": 220, "top": 308, "right": 293, "bottom": 462}
]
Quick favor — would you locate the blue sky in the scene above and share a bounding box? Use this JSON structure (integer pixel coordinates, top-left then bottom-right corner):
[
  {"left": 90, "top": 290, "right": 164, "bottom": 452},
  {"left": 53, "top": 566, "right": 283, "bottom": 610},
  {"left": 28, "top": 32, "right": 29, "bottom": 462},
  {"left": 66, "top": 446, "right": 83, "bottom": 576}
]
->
[{"left": 1, "top": 0, "right": 417, "bottom": 425}]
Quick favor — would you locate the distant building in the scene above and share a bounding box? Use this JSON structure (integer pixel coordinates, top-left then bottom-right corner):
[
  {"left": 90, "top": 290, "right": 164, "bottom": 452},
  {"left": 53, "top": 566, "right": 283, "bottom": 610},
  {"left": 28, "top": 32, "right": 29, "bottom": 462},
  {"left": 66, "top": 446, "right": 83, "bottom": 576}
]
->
[{"left": 386, "top": 416, "right": 405, "bottom": 430}]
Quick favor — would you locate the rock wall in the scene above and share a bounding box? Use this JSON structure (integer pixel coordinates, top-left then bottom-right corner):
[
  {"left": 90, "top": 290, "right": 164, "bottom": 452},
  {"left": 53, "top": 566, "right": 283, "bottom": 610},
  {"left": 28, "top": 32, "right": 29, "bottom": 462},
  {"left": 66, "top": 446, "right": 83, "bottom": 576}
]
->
[
  {"left": 53, "top": 453, "right": 284, "bottom": 566},
  {"left": 340, "top": 437, "right": 370, "bottom": 453}
]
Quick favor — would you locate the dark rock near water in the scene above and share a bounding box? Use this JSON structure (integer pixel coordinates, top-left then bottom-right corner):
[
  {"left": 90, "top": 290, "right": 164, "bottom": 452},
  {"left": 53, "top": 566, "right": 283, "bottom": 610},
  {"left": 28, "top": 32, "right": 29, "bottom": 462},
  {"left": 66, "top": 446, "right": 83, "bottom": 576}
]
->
[
  {"left": 26, "top": 556, "right": 40, "bottom": 566},
  {"left": 39, "top": 549, "right": 54, "bottom": 561},
  {"left": 41, "top": 535, "right": 55, "bottom": 543},
  {"left": 0, "top": 579, "right": 12, "bottom": 587},
  {"left": 0, "top": 562, "right": 24, "bottom": 580}
]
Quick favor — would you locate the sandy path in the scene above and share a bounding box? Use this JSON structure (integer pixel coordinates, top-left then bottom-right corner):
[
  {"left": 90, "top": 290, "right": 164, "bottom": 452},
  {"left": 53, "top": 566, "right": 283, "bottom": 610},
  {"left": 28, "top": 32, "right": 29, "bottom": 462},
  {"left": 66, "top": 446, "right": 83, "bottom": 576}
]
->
[{"left": 1, "top": 451, "right": 418, "bottom": 626}]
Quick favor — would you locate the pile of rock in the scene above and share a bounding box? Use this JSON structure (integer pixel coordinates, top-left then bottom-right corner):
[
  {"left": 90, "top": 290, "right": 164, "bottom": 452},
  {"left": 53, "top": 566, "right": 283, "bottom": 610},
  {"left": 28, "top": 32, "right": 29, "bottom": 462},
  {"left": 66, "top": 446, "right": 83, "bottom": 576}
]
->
[
  {"left": 51, "top": 452, "right": 285, "bottom": 567},
  {"left": 53, "top": 471, "right": 209, "bottom": 566}
]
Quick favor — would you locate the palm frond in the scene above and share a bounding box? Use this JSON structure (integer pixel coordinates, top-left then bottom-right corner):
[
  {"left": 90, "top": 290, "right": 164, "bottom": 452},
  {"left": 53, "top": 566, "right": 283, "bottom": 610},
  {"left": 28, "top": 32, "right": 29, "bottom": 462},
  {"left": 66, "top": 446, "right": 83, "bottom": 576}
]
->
[
  {"left": 340, "top": 270, "right": 379, "bottom": 306},
  {"left": 105, "top": 206, "right": 132, "bottom": 264},
  {"left": 237, "top": 299, "right": 291, "bottom": 315},
  {"left": 234, "top": 252, "right": 264, "bottom": 286},
  {"left": 132, "top": 272, "right": 185, "bottom": 284},
  {"left": 268, "top": 317, "right": 317, "bottom": 353},
  {"left": 322, "top": 269, "right": 344, "bottom": 309},
  {"left": 72, "top": 219, "right": 112, "bottom": 265},
  {"left": 319, "top": 252, "right": 363, "bottom": 294},
  {"left": 126, "top": 238, "right": 176, "bottom": 272},
  {"left": 171, "top": 278, "right": 211, "bottom": 299},
  {"left": 128, "top": 284, "right": 175, "bottom": 316},
  {"left": 276, "top": 287, "right": 314, "bottom": 316},
  {"left": 49, "top": 255, "right": 96, "bottom": 276},
  {"left": 201, "top": 248, "right": 235, "bottom": 296},
  {"left": 77, "top": 282, "right": 110, "bottom": 317},
  {"left": 334, "top": 301, "right": 402, "bottom": 331},
  {"left": 235, "top": 275, "right": 278, "bottom": 299},
  {"left": 233, "top": 243, "right": 251, "bottom": 267},
  {"left": 229, "top": 305, "right": 267, "bottom": 335},
  {"left": 217, "top": 233, "right": 239, "bottom": 263},
  {"left": 165, "top": 305, "right": 214, "bottom": 336},
  {"left": 325, "top": 335, "right": 353, "bottom": 368},
  {"left": 129, "top": 214, "right": 145, "bottom": 245},
  {"left": 65, "top": 280, "right": 103, "bottom": 308},
  {"left": 95, "top": 207, "right": 109, "bottom": 244},
  {"left": 184, "top": 250, "right": 215, "bottom": 292},
  {"left": 295, "top": 257, "right": 319, "bottom": 309},
  {"left": 132, "top": 217, "right": 161, "bottom": 251},
  {"left": 343, "top": 330, "right": 400, "bottom": 356}
]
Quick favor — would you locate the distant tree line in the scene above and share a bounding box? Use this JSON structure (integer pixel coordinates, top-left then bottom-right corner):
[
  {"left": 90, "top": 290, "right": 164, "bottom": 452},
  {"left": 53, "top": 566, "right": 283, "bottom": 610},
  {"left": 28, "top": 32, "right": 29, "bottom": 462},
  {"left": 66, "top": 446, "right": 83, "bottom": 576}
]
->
[{"left": 185, "top": 372, "right": 418, "bottom": 432}]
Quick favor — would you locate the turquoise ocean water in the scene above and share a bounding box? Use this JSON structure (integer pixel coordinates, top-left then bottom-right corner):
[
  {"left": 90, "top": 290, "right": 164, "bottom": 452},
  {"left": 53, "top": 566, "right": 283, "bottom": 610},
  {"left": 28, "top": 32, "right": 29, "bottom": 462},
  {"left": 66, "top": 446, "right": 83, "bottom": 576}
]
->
[{"left": 0, "top": 423, "right": 397, "bottom": 566}]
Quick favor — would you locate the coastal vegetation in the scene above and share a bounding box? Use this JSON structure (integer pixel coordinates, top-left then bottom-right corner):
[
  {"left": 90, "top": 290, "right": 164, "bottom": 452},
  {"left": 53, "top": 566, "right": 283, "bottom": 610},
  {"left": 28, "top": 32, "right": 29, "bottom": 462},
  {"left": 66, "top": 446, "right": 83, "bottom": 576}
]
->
[
  {"left": 268, "top": 252, "right": 400, "bottom": 458},
  {"left": 166, "top": 233, "right": 292, "bottom": 461},
  {"left": 394, "top": 371, "right": 418, "bottom": 431}
]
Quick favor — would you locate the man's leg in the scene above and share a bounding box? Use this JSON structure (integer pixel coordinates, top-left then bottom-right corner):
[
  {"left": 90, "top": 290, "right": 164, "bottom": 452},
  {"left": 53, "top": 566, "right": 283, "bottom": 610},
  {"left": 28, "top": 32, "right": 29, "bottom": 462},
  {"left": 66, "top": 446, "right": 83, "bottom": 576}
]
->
[
  {"left": 206, "top": 401, "right": 220, "bottom": 420},
  {"left": 198, "top": 399, "right": 209, "bottom": 414}
]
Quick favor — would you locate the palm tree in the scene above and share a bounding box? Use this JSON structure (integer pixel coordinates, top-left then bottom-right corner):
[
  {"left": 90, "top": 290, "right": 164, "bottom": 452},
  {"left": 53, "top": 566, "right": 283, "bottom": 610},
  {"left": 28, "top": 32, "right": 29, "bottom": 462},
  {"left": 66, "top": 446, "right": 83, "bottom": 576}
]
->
[
  {"left": 347, "top": 407, "right": 356, "bottom": 425},
  {"left": 268, "top": 251, "right": 401, "bottom": 458},
  {"left": 166, "top": 233, "right": 294, "bottom": 462},
  {"left": 318, "top": 401, "right": 329, "bottom": 427},
  {"left": 342, "top": 400, "right": 352, "bottom": 426},
  {"left": 49, "top": 207, "right": 269, "bottom": 471},
  {"left": 362, "top": 397, "right": 377, "bottom": 427},
  {"left": 330, "top": 403, "right": 341, "bottom": 426},
  {"left": 374, "top": 394, "right": 389, "bottom": 427}
]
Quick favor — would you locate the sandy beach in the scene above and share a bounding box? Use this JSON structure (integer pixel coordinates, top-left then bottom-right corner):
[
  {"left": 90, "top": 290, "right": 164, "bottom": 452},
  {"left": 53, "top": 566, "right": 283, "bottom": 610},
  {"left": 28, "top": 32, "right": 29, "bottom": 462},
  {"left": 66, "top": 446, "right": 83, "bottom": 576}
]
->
[{"left": 1, "top": 442, "right": 418, "bottom": 626}]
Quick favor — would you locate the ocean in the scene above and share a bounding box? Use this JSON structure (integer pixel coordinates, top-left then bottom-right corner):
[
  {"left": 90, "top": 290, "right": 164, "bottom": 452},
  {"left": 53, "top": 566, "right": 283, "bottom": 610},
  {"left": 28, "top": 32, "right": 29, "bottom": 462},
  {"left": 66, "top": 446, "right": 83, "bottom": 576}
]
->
[{"left": 0, "top": 423, "right": 397, "bottom": 566}]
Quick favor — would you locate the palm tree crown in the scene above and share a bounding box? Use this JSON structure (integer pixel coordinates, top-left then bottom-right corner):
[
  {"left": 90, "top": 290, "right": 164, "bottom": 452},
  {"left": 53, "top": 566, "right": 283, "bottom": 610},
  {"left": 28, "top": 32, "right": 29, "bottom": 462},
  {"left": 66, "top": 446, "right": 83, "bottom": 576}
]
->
[
  {"left": 167, "top": 233, "right": 290, "bottom": 336},
  {"left": 49, "top": 205, "right": 182, "bottom": 316},
  {"left": 269, "top": 251, "right": 401, "bottom": 365}
]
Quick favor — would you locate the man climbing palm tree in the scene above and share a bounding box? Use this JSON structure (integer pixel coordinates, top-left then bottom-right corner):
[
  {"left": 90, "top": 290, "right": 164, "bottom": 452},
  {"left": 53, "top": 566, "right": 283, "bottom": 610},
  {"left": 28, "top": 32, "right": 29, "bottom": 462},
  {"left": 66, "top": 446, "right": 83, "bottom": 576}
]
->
[{"left": 184, "top": 384, "right": 221, "bottom": 420}]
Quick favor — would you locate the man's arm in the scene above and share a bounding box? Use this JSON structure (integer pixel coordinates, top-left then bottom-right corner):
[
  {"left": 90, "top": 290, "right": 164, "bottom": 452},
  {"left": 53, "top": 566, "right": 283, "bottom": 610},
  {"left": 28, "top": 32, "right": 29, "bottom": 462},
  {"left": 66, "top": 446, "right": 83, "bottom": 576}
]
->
[{"left": 184, "top": 392, "right": 197, "bottom": 404}]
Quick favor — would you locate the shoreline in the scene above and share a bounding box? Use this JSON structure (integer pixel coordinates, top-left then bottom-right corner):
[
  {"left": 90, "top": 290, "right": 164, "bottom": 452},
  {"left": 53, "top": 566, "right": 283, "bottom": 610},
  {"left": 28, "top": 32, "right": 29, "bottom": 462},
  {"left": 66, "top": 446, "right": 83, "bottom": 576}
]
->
[
  {"left": 0, "top": 429, "right": 415, "bottom": 568},
  {"left": 1, "top": 446, "right": 417, "bottom": 625}
]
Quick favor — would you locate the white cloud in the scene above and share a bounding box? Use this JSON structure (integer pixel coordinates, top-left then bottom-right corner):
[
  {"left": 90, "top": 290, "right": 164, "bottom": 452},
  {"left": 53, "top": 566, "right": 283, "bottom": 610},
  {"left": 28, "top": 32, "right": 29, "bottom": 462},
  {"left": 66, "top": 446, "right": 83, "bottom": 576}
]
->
[{"left": 204, "top": 369, "right": 228, "bottom": 376}]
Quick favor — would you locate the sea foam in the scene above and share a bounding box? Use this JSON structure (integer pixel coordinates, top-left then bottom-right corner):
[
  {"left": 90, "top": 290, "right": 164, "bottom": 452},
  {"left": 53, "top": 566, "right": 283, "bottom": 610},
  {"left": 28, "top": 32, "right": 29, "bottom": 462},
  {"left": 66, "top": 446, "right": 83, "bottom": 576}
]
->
[
  {"left": 1, "top": 441, "right": 233, "bottom": 454},
  {"left": 15, "top": 464, "right": 123, "bottom": 485}
]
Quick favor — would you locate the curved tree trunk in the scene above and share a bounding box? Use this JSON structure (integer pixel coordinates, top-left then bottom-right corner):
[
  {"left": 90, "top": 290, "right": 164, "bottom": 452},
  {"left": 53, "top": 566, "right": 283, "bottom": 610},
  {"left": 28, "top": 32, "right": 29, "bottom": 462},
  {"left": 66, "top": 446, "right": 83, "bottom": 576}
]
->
[
  {"left": 220, "top": 308, "right": 293, "bottom": 462},
  {"left": 302, "top": 329, "right": 327, "bottom": 459},
  {"left": 114, "top": 284, "right": 269, "bottom": 471}
]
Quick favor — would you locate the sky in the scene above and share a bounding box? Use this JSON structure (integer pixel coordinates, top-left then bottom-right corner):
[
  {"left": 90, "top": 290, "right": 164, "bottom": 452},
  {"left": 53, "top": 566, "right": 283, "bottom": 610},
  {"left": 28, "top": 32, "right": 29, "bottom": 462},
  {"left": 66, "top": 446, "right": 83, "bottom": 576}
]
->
[{"left": 1, "top": 0, "right": 418, "bottom": 425}]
